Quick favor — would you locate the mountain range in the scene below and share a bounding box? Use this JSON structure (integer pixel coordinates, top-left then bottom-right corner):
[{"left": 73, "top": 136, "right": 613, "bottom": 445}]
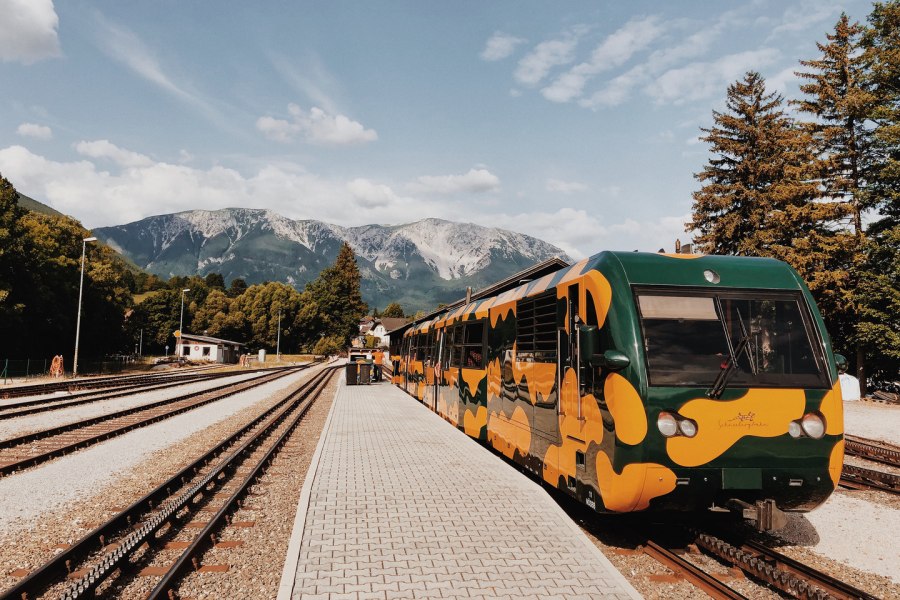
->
[{"left": 94, "top": 208, "right": 569, "bottom": 312}]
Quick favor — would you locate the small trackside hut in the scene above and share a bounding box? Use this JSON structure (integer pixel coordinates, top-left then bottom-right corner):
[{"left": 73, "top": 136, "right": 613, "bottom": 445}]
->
[{"left": 176, "top": 333, "right": 245, "bottom": 364}]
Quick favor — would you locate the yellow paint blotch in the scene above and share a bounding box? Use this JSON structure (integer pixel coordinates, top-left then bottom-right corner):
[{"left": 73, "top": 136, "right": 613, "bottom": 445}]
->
[
  {"left": 488, "top": 406, "right": 531, "bottom": 459},
  {"left": 819, "top": 381, "right": 843, "bottom": 435},
  {"left": 596, "top": 453, "right": 677, "bottom": 512},
  {"left": 583, "top": 270, "right": 613, "bottom": 327},
  {"left": 828, "top": 439, "right": 844, "bottom": 487},
  {"left": 668, "top": 389, "right": 806, "bottom": 467},
  {"left": 603, "top": 373, "right": 647, "bottom": 446},
  {"left": 464, "top": 405, "right": 488, "bottom": 438}
]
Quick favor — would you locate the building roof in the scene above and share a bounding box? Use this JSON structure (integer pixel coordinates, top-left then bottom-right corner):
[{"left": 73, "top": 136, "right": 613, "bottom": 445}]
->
[
  {"left": 180, "top": 333, "right": 246, "bottom": 346},
  {"left": 378, "top": 317, "right": 410, "bottom": 332}
]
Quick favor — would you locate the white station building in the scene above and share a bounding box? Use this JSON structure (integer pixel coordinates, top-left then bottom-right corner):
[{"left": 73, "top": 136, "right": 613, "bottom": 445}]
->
[{"left": 176, "top": 333, "right": 245, "bottom": 364}]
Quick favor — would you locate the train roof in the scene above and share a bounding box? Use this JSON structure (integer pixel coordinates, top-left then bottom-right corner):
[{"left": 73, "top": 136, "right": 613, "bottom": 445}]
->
[{"left": 395, "top": 250, "right": 808, "bottom": 335}]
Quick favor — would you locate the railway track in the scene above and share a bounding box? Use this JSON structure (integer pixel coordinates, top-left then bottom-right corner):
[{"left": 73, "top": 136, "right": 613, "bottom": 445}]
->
[
  {"left": 841, "top": 435, "right": 900, "bottom": 494},
  {"left": 0, "top": 369, "right": 243, "bottom": 420},
  {"left": 0, "top": 364, "right": 339, "bottom": 600},
  {"left": 0, "top": 364, "right": 219, "bottom": 400},
  {"left": 0, "top": 366, "right": 307, "bottom": 477}
]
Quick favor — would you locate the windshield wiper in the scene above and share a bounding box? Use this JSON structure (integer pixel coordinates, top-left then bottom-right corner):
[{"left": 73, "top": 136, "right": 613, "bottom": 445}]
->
[{"left": 707, "top": 308, "right": 756, "bottom": 398}]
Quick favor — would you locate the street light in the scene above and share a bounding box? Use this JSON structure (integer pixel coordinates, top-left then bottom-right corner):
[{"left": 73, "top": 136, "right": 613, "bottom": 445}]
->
[
  {"left": 276, "top": 309, "right": 282, "bottom": 360},
  {"left": 73, "top": 236, "right": 97, "bottom": 377},
  {"left": 179, "top": 288, "right": 190, "bottom": 357}
]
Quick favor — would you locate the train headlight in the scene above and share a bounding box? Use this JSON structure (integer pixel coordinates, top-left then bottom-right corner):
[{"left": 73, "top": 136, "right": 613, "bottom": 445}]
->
[
  {"left": 678, "top": 418, "right": 698, "bottom": 438},
  {"left": 788, "top": 420, "right": 803, "bottom": 438},
  {"left": 657, "top": 412, "right": 679, "bottom": 437},
  {"left": 801, "top": 413, "right": 826, "bottom": 439}
]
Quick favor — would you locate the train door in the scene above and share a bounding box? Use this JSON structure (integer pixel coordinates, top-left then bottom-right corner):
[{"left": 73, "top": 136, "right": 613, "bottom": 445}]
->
[
  {"left": 423, "top": 330, "right": 436, "bottom": 410},
  {"left": 558, "top": 283, "right": 581, "bottom": 418},
  {"left": 432, "top": 327, "right": 445, "bottom": 412}
]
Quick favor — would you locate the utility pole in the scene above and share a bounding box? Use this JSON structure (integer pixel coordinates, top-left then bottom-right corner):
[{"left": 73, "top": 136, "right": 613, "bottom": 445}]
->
[
  {"left": 276, "top": 309, "right": 282, "bottom": 360},
  {"left": 73, "top": 236, "right": 97, "bottom": 377}
]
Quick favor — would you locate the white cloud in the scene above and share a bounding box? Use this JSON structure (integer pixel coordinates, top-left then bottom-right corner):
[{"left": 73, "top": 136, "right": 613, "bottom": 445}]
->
[
  {"left": 408, "top": 168, "right": 500, "bottom": 195},
  {"left": 546, "top": 178, "right": 587, "bottom": 194},
  {"left": 347, "top": 178, "right": 398, "bottom": 208},
  {"left": 0, "top": 0, "right": 60, "bottom": 64},
  {"left": 542, "top": 16, "right": 664, "bottom": 103},
  {"left": 489, "top": 208, "right": 691, "bottom": 258},
  {"left": 257, "top": 104, "right": 377, "bottom": 146},
  {"left": 16, "top": 122, "right": 52, "bottom": 140},
  {"left": 481, "top": 32, "right": 526, "bottom": 61},
  {"left": 75, "top": 140, "right": 154, "bottom": 168},
  {"left": 769, "top": 0, "right": 842, "bottom": 37},
  {"left": 645, "top": 48, "right": 780, "bottom": 105},
  {"left": 514, "top": 33, "right": 580, "bottom": 86},
  {"left": 0, "top": 144, "right": 444, "bottom": 230}
]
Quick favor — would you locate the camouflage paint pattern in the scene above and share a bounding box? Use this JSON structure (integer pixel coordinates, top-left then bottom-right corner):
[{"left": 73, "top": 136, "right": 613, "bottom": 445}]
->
[{"left": 396, "top": 251, "right": 843, "bottom": 514}]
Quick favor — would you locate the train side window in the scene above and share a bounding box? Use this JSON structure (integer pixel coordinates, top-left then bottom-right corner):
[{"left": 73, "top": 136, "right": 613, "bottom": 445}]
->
[
  {"left": 516, "top": 291, "right": 557, "bottom": 363},
  {"left": 463, "top": 321, "right": 485, "bottom": 368}
]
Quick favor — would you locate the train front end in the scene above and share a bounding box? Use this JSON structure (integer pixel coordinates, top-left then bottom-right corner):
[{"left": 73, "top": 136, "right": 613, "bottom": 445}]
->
[{"left": 602, "top": 252, "right": 843, "bottom": 527}]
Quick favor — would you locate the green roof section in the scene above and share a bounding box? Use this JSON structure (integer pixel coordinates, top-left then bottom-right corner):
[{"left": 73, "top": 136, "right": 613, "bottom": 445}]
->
[{"left": 603, "top": 251, "right": 805, "bottom": 290}]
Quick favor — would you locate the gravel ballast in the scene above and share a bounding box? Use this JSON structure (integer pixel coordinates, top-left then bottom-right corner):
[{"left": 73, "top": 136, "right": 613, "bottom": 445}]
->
[
  {"left": 1, "top": 380, "right": 897, "bottom": 599},
  {"left": 0, "top": 369, "right": 310, "bottom": 534}
]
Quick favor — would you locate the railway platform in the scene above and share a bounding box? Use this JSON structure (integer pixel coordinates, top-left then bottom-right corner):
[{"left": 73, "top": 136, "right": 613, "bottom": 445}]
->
[{"left": 278, "top": 374, "right": 642, "bottom": 599}]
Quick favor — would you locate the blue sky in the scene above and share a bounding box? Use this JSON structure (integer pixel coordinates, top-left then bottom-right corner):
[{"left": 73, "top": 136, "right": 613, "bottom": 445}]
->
[{"left": 0, "top": 0, "right": 874, "bottom": 258}]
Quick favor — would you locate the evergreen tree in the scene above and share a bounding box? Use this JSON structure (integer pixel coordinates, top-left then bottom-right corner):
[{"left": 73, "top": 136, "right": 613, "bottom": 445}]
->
[
  {"left": 227, "top": 277, "right": 248, "bottom": 298},
  {"left": 382, "top": 302, "right": 405, "bottom": 318},
  {"left": 305, "top": 242, "right": 368, "bottom": 346},
  {"left": 794, "top": 13, "right": 881, "bottom": 390},
  {"left": 689, "top": 72, "right": 839, "bottom": 270},
  {"left": 854, "top": 1, "right": 900, "bottom": 385}
]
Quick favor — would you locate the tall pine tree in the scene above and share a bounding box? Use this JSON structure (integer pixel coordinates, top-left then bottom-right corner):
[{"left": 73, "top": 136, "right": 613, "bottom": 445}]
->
[
  {"left": 854, "top": 1, "right": 900, "bottom": 384},
  {"left": 689, "top": 71, "right": 842, "bottom": 293},
  {"left": 795, "top": 13, "right": 880, "bottom": 390},
  {"left": 305, "top": 242, "right": 368, "bottom": 346}
]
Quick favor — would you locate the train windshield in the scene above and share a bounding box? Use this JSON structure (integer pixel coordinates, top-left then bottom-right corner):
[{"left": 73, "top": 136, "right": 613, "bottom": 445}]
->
[{"left": 636, "top": 291, "right": 828, "bottom": 389}]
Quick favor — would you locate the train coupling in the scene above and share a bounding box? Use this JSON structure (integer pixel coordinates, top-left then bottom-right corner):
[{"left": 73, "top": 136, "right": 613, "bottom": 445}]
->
[{"left": 727, "top": 499, "right": 788, "bottom": 532}]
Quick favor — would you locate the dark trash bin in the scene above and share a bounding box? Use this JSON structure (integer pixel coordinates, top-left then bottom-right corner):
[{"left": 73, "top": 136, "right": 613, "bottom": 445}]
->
[
  {"left": 358, "top": 363, "right": 372, "bottom": 385},
  {"left": 345, "top": 362, "right": 359, "bottom": 385}
]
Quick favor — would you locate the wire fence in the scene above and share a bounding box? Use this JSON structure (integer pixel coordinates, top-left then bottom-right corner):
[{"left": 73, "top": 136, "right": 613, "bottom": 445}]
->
[{"left": 0, "top": 356, "right": 142, "bottom": 384}]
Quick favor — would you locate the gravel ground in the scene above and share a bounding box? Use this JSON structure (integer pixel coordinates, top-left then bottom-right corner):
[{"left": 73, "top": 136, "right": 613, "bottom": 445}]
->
[
  {"left": 0, "top": 372, "right": 261, "bottom": 439},
  {"left": 844, "top": 399, "right": 900, "bottom": 445},
  {"left": 2, "top": 379, "right": 896, "bottom": 600},
  {"left": 0, "top": 369, "right": 311, "bottom": 536}
]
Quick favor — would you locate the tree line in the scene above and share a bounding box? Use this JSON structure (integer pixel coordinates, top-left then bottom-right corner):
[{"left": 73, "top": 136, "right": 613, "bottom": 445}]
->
[
  {"left": 690, "top": 2, "right": 899, "bottom": 391},
  {"left": 0, "top": 177, "right": 368, "bottom": 363}
]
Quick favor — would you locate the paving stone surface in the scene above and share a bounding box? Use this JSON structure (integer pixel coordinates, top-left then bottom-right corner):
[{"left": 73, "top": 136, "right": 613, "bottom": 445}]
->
[{"left": 281, "top": 376, "right": 642, "bottom": 599}]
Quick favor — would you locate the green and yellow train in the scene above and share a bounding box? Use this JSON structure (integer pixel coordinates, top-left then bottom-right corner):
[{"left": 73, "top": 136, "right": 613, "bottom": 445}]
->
[{"left": 394, "top": 251, "right": 844, "bottom": 528}]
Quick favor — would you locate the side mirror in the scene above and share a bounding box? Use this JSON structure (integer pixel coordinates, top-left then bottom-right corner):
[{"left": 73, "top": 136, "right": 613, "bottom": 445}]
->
[
  {"left": 834, "top": 353, "right": 848, "bottom": 374},
  {"left": 590, "top": 349, "right": 630, "bottom": 371},
  {"left": 578, "top": 325, "right": 598, "bottom": 363}
]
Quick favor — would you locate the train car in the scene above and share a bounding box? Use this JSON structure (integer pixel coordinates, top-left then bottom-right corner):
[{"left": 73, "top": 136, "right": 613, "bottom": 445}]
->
[{"left": 396, "top": 251, "right": 844, "bottom": 529}]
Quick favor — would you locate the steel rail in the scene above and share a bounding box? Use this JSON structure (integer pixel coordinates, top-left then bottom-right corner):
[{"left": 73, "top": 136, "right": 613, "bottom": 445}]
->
[
  {"left": 57, "top": 366, "right": 338, "bottom": 600},
  {"left": 146, "top": 366, "right": 338, "bottom": 599},
  {"left": 0, "top": 368, "right": 293, "bottom": 450},
  {"left": 0, "top": 363, "right": 330, "bottom": 600},
  {"left": 693, "top": 531, "right": 878, "bottom": 600},
  {"left": 844, "top": 434, "right": 900, "bottom": 468},
  {"left": 0, "top": 364, "right": 219, "bottom": 399},
  {"left": 0, "top": 367, "right": 303, "bottom": 477},
  {"left": 0, "top": 372, "right": 222, "bottom": 419},
  {"left": 840, "top": 464, "right": 900, "bottom": 494},
  {"left": 641, "top": 539, "right": 748, "bottom": 599}
]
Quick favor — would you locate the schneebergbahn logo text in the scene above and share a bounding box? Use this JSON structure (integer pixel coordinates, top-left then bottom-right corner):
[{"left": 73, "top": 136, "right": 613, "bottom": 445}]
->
[{"left": 719, "top": 412, "right": 768, "bottom": 429}]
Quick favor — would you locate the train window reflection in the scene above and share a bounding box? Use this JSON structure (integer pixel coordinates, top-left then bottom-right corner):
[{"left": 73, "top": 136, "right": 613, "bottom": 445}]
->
[{"left": 637, "top": 291, "right": 827, "bottom": 389}]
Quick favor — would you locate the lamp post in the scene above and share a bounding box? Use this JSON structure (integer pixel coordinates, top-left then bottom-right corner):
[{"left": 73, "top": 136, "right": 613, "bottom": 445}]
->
[
  {"left": 73, "top": 236, "right": 97, "bottom": 377},
  {"left": 179, "top": 288, "right": 190, "bottom": 356},
  {"left": 276, "top": 309, "right": 282, "bottom": 360}
]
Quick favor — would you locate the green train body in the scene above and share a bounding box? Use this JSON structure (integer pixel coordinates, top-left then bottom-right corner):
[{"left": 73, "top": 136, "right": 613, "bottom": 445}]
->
[{"left": 395, "top": 251, "right": 844, "bottom": 519}]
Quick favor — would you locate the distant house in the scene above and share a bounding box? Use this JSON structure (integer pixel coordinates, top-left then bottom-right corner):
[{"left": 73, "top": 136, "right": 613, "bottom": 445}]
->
[
  {"left": 176, "top": 333, "right": 245, "bottom": 364},
  {"left": 356, "top": 316, "right": 410, "bottom": 348}
]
